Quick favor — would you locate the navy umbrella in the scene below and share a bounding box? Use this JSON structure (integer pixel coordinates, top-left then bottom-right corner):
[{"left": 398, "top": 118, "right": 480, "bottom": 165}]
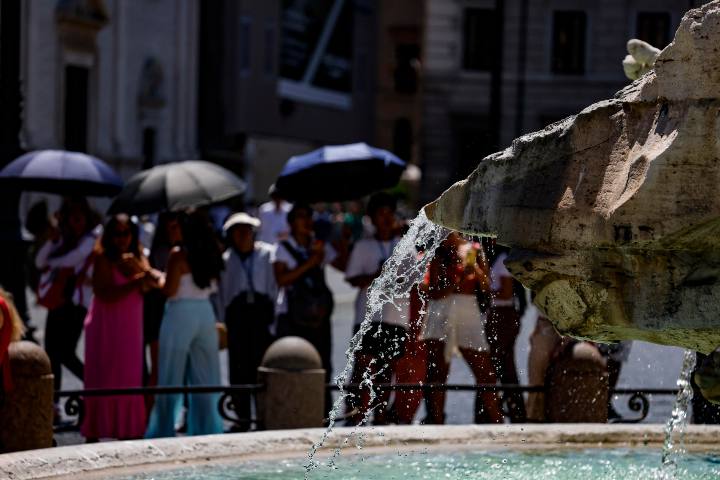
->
[
  {"left": 275, "top": 143, "right": 406, "bottom": 202},
  {"left": 108, "top": 160, "right": 246, "bottom": 215},
  {"left": 0, "top": 150, "right": 123, "bottom": 196}
]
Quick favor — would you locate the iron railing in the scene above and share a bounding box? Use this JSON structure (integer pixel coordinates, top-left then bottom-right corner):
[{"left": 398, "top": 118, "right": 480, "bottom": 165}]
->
[
  {"left": 331, "top": 384, "right": 679, "bottom": 424},
  {"left": 53, "top": 384, "right": 679, "bottom": 434},
  {"left": 55, "top": 385, "right": 264, "bottom": 432}
]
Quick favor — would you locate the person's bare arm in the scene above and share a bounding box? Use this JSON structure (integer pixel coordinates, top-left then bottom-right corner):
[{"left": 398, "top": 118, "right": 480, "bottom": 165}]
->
[
  {"left": 497, "top": 276, "right": 514, "bottom": 300},
  {"left": 330, "top": 238, "right": 349, "bottom": 272},
  {"left": 426, "top": 255, "right": 453, "bottom": 299},
  {"left": 45, "top": 236, "right": 96, "bottom": 269},
  {"left": 347, "top": 274, "right": 376, "bottom": 289},
  {"left": 273, "top": 258, "right": 318, "bottom": 287},
  {"left": 93, "top": 255, "right": 145, "bottom": 302},
  {"left": 474, "top": 263, "right": 492, "bottom": 293}
]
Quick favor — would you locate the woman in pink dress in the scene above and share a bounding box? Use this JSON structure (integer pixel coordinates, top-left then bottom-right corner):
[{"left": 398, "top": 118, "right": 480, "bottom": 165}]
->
[{"left": 81, "top": 214, "right": 159, "bottom": 441}]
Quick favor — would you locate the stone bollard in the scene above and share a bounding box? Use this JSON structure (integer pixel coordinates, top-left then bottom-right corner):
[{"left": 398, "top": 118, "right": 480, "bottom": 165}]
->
[
  {"left": 256, "top": 336, "right": 326, "bottom": 430},
  {"left": 545, "top": 342, "right": 609, "bottom": 423},
  {"left": 0, "top": 341, "right": 54, "bottom": 452}
]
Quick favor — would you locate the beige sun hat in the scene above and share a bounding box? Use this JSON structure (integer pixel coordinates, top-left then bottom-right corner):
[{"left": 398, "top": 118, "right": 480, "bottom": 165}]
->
[{"left": 223, "top": 212, "right": 261, "bottom": 232}]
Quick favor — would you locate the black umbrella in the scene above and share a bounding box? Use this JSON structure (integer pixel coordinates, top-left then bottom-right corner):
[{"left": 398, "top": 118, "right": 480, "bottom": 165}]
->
[
  {"left": 0, "top": 150, "right": 123, "bottom": 196},
  {"left": 108, "top": 160, "right": 245, "bottom": 215},
  {"left": 275, "top": 143, "right": 406, "bottom": 202}
]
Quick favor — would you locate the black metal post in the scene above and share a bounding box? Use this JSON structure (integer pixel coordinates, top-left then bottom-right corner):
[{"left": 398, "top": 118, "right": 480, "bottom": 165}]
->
[{"left": 0, "top": 0, "right": 30, "bottom": 326}]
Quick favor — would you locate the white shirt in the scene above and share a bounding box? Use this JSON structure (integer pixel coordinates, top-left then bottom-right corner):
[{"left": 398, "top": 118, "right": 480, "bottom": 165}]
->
[
  {"left": 345, "top": 236, "right": 409, "bottom": 328},
  {"left": 35, "top": 228, "right": 101, "bottom": 309},
  {"left": 490, "top": 252, "right": 514, "bottom": 307},
  {"left": 271, "top": 236, "right": 337, "bottom": 315},
  {"left": 169, "top": 273, "right": 217, "bottom": 301},
  {"left": 215, "top": 242, "right": 277, "bottom": 323},
  {"left": 257, "top": 201, "right": 292, "bottom": 244}
]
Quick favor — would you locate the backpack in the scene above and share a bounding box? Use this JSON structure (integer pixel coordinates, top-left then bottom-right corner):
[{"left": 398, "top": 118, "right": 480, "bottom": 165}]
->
[{"left": 281, "top": 241, "right": 334, "bottom": 329}]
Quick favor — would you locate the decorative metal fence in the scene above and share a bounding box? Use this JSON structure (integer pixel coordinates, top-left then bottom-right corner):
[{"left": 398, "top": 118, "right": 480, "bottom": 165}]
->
[
  {"left": 55, "top": 385, "right": 264, "bottom": 433},
  {"left": 53, "top": 384, "right": 678, "bottom": 434}
]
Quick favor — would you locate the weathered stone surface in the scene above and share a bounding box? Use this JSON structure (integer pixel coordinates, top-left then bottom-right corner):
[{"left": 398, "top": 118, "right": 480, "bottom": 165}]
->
[
  {"left": 0, "top": 341, "right": 54, "bottom": 453},
  {"left": 2, "top": 425, "right": 720, "bottom": 480},
  {"left": 256, "top": 337, "right": 325, "bottom": 430},
  {"left": 425, "top": 1, "right": 720, "bottom": 353},
  {"left": 545, "top": 343, "right": 608, "bottom": 423}
]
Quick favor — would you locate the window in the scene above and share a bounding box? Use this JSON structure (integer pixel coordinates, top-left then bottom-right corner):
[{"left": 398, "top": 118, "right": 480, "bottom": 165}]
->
[
  {"left": 552, "top": 11, "right": 586, "bottom": 75},
  {"left": 394, "top": 44, "right": 420, "bottom": 94},
  {"left": 64, "top": 65, "right": 89, "bottom": 152},
  {"left": 239, "top": 16, "right": 252, "bottom": 75},
  {"left": 462, "top": 9, "right": 497, "bottom": 72},
  {"left": 452, "top": 115, "right": 494, "bottom": 179},
  {"left": 636, "top": 12, "right": 671, "bottom": 49},
  {"left": 142, "top": 128, "right": 156, "bottom": 170},
  {"left": 264, "top": 21, "right": 275, "bottom": 75},
  {"left": 393, "top": 118, "right": 413, "bottom": 162}
]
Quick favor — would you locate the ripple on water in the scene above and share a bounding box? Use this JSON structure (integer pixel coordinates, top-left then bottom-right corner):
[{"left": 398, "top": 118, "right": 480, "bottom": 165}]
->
[{"left": 111, "top": 449, "right": 720, "bottom": 480}]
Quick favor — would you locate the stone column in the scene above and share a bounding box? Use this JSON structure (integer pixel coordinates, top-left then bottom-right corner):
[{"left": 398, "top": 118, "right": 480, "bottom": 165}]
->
[
  {"left": 256, "top": 336, "right": 326, "bottom": 430},
  {"left": 0, "top": 341, "right": 54, "bottom": 452}
]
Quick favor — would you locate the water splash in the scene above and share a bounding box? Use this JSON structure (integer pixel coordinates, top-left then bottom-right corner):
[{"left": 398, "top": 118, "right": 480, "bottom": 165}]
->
[
  {"left": 660, "top": 349, "right": 696, "bottom": 478},
  {"left": 305, "top": 211, "right": 447, "bottom": 475}
]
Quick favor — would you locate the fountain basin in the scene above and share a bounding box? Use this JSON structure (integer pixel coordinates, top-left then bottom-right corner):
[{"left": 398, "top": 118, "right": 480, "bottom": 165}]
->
[{"left": 2, "top": 425, "right": 719, "bottom": 479}]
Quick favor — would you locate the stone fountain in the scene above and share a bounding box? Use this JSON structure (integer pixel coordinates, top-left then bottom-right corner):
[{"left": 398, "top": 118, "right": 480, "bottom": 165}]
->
[{"left": 425, "top": 1, "right": 720, "bottom": 355}]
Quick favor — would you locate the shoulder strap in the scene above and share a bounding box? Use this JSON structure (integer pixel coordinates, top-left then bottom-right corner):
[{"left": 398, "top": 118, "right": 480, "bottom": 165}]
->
[
  {"left": 281, "top": 241, "right": 326, "bottom": 285},
  {"left": 281, "top": 241, "right": 306, "bottom": 264}
]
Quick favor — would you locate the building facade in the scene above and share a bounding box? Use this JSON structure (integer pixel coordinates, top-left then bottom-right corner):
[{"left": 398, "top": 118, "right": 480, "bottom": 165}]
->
[
  {"left": 20, "top": 0, "right": 199, "bottom": 178},
  {"left": 198, "top": 0, "right": 378, "bottom": 203},
  {"left": 420, "top": 0, "right": 704, "bottom": 203},
  {"left": 374, "top": 0, "right": 424, "bottom": 166}
]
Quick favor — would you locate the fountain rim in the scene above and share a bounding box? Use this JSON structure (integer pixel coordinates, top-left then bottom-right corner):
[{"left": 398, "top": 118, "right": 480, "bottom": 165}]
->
[{"left": 2, "top": 424, "right": 720, "bottom": 480}]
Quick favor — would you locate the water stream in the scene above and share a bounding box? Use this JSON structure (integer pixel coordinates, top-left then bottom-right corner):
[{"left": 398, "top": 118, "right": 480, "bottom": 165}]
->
[
  {"left": 305, "top": 211, "right": 447, "bottom": 474},
  {"left": 660, "top": 349, "right": 696, "bottom": 478},
  {"left": 304, "top": 212, "right": 702, "bottom": 479}
]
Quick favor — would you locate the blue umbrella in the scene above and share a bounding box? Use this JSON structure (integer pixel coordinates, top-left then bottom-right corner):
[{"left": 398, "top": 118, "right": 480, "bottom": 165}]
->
[
  {"left": 275, "top": 142, "right": 406, "bottom": 202},
  {"left": 0, "top": 150, "right": 123, "bottom": 197}
]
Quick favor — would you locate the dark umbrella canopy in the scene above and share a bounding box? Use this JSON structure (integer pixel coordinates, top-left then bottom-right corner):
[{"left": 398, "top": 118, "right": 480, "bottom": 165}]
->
[
  {"left": 275, "top": 143, "right": 406, "bottom": 202},
  {"left": 0, "top": 150, "right": 123, "bottom": 196},
  {"left": 108, "top": 160, "right": 245, "bottom": 215}
]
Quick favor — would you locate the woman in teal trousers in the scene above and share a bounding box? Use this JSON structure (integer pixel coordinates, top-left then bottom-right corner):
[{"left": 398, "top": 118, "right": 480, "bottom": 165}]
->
[{"left": 145, "top": 212, "right": 225, "bottom": 438}]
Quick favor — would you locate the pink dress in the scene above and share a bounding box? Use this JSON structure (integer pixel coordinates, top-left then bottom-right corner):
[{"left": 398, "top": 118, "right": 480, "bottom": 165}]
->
[{"left": 81, "top": 266, "right": 146, "bottom": 439}]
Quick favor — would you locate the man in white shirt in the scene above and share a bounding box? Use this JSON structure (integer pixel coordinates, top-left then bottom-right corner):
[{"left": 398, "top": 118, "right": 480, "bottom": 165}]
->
[
  {"left": 257, "top": 185, "right": 292, "bottom": 244},
  {"left": 344, "top": 193, "right": 409, "bottom": 425},
  {"left": 272, "top": 203, "right": 346, "bottom": 412},
  {"left": 216, "top": 212, "right": 278, "bottom": 430}
]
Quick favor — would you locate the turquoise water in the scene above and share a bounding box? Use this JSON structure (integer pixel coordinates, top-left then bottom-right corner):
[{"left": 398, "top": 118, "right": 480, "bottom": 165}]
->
[{"left": 115, "top": 449, "right": 720, "bottom": 479}]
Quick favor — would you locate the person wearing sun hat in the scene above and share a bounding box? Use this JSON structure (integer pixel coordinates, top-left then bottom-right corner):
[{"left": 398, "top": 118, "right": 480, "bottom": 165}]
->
[{"left": 215, "top": 212, "right": 277, "bottom": 431}]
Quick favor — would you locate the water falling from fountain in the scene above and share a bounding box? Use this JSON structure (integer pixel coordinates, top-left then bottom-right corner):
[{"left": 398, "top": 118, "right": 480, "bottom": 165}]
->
[
  {"left": 660, "top": 349, "right": 696, "bottom": 478},
  {"left": 305, "top": 210, "right": 447, "bottom": 475}
]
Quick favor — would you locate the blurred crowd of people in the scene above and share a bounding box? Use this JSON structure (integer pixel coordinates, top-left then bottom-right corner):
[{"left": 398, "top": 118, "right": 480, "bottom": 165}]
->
[{"left": 0, "top": 189, "right": 718, "bottom": 443}]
